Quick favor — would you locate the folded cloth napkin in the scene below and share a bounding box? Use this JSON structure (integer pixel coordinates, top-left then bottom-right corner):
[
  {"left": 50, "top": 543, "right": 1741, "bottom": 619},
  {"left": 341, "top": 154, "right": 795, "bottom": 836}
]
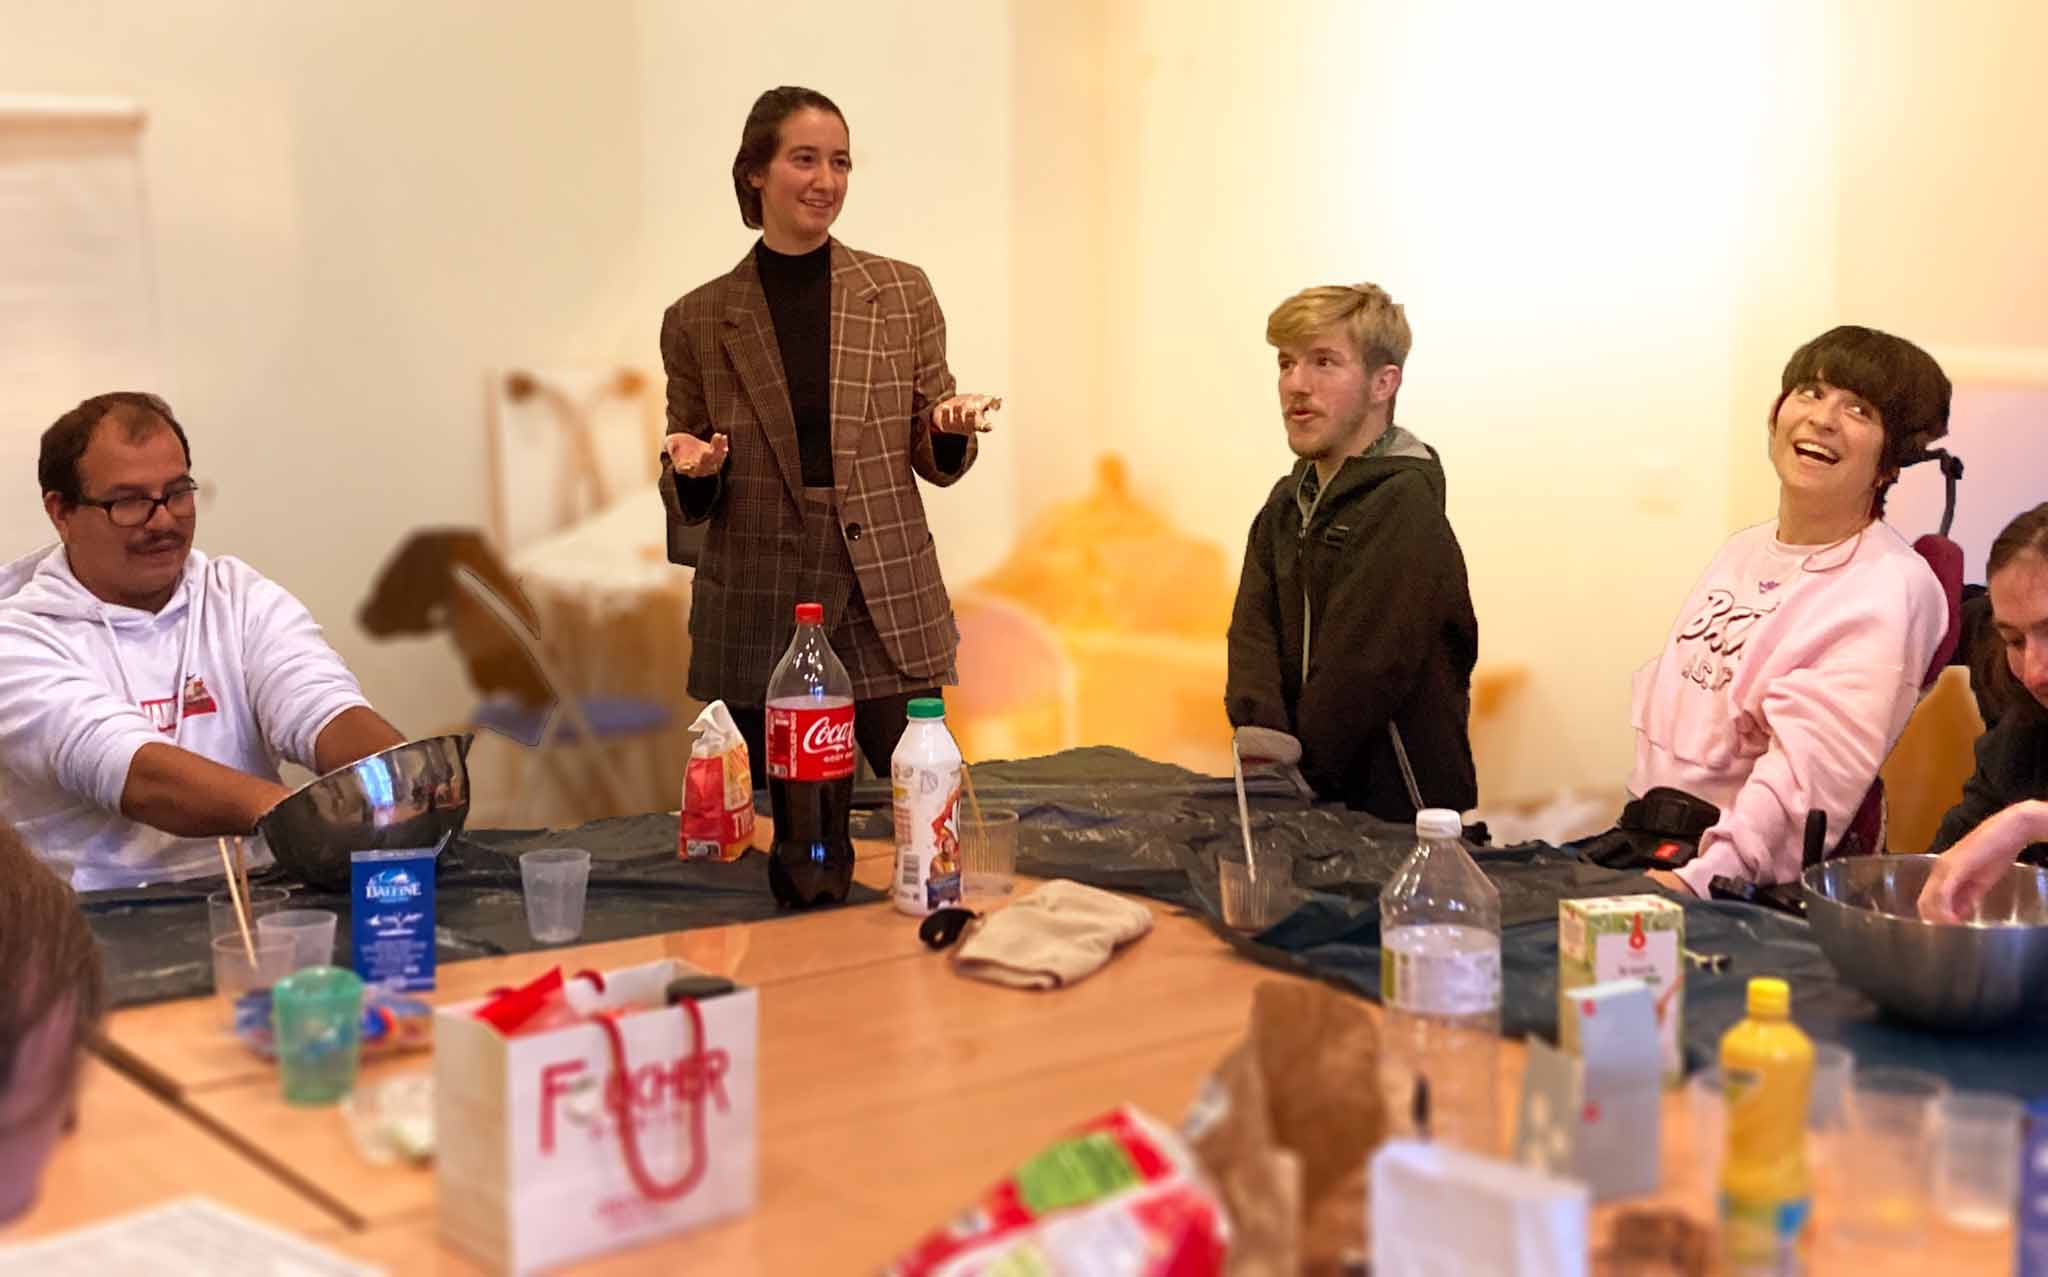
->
[{"left": 953, "top": 880, "right": 1155, "bottom": 990}]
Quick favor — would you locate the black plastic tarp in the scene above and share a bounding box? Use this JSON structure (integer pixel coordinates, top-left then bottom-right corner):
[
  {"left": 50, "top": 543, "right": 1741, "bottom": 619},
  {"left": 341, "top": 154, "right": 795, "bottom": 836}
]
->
[
  {"left": 84, "top": 817, "right": 882, "bottom": 1007},
  {"left": 919, "top": 748, "right": 2048, "bottom": 1098},
  {"left": 84, "top": 745, "right": 2048, "bottom": 1098}
]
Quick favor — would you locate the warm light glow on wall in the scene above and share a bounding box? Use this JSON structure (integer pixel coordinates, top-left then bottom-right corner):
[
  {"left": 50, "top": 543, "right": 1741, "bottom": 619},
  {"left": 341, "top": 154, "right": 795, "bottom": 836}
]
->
[{"left": 1049, "top": 1, "right": 1836, "bottom": 799}]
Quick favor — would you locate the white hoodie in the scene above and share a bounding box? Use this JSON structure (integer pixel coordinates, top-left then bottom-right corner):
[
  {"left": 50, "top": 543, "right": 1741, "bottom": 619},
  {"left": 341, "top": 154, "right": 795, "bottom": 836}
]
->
[{"left": 0, "top": 544, "right": 371, "bottom": 890}]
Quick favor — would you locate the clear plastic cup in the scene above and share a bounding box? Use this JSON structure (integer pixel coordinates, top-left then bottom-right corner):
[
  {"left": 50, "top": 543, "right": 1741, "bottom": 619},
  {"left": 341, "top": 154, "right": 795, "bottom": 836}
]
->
[
  {"left": 1807, "top": 1043, "right": 1856, "bottom": 1199},
  {"left": 211, "top": 932, "right": 297, "bottom": 1033},
  {"left": 208, "top": 885, "right": 290, "bottom": 941},
  {"left": 520, "top": 847, "right": 591, "bottom": 944},
  {"left": 962, "top": 808, "right": 1019, "bottom": 901},
  {"left": 257, "top": 908, "right": 338, "bottom": 970},
  {"left": 1934, "top": 1091, "right": 2024, "bottom": 1231},
  {"left": 1839, "top": 1067, "right": 1949, "bottom": 1246},
  {"left": 272, "top": 965, "right": 364, "bottom": 1106},
  {"left": 1685, "top": 1066, "right": 1726, "bottom": 1210},
  {"left": 1218, "top": 842, "right": 1297, "bottom": 932}
]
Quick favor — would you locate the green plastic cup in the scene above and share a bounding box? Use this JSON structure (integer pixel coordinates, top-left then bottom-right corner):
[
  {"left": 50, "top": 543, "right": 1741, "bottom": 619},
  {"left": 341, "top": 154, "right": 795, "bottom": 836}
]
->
[{"left": 271, "top": 965, "right": 364, "bottom": 1106}]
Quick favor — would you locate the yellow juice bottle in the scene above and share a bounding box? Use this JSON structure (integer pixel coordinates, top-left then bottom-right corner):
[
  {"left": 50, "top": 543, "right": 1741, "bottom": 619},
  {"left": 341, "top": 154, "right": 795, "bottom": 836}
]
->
[{"left": 1719, "top": 977, "right": 1814, "bottom": 1274}]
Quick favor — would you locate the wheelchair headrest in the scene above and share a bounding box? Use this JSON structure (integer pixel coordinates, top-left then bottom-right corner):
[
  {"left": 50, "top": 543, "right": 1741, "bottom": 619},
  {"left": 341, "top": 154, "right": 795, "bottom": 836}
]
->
[{"left": 1912, "top": 533, "right": 1965, "bottom": 685}]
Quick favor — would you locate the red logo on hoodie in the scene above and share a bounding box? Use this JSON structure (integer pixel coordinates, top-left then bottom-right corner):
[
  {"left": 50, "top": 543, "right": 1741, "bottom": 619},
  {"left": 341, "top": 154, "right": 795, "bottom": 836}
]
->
[{"left": 140, "top": 676, "right": 218, "bottom": 733}]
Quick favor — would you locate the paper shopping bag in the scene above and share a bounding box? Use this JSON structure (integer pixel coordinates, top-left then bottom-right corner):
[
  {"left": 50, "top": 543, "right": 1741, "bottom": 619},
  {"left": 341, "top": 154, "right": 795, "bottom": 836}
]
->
[{"left": 435, "top": 958, "right": 758, "bottom": 1274}]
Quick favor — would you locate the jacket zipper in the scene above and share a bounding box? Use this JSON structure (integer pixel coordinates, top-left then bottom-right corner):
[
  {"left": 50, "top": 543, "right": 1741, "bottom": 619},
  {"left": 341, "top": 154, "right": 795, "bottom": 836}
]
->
[{"left": 1297, "top": 477, "right": 1322, "bottom": 685}]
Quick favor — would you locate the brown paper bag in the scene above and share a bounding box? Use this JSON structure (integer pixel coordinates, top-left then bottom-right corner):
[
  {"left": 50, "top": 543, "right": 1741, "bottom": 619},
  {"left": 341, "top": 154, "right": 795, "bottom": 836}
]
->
[{"left": 1184, "top": 981, "right": 1387, "bottom": 1277}]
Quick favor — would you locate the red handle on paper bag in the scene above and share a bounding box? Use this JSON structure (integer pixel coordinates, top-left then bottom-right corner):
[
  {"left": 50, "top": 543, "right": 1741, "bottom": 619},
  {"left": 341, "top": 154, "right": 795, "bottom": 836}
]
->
[{"left": 593, "top": 997, "right": 729, "bottom": 1203}]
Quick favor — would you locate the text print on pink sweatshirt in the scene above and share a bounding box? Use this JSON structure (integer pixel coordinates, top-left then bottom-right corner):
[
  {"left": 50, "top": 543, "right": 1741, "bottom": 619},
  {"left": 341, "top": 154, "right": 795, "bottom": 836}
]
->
[{"left": 1629, "top": 520, "right": 1945, "bottom": 894}]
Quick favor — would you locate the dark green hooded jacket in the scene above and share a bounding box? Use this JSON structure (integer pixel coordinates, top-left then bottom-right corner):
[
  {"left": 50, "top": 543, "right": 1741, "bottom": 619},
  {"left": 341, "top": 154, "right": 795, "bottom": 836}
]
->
[{"left": 1226, "top": 426, "right": 1479, "bottom": 818}]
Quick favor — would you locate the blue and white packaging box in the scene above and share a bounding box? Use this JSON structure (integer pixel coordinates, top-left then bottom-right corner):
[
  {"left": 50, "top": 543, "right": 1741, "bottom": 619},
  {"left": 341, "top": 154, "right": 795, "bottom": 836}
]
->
[
  {"left": 2018, "top": 1098, "right": 2048, "bottom": 1276},
  {"left": 351, "top": 844, "right": 438, "bottom": 992}
]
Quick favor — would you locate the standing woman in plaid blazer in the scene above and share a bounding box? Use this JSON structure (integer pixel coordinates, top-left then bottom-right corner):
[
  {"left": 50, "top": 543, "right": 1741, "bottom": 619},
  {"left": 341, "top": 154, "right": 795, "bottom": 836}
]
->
[{"left": 659, "top": 86, "right": 999, "bottom": 786}]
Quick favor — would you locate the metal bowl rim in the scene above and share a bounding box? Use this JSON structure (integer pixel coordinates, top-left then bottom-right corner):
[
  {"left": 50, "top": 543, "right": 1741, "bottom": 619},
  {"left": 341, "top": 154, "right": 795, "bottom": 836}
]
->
[
  {"left": 1802, "top": 854, "right": 2048, "bottom": 932},
  {"left": 270, "top": 730, "right": 475, "bottom": 806}
]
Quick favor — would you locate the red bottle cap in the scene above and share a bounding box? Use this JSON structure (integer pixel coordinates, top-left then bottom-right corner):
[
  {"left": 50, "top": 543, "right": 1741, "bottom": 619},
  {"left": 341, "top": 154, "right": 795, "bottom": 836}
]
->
[{"left": 795, "top": 602, "right": 824, "bottom": 624}]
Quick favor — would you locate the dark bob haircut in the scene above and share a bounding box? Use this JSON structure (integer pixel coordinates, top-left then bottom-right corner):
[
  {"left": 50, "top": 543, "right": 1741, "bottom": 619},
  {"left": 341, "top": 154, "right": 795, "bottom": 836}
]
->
[
  {"left": 731, "top": 86, "right": 846, "bottom": 230},
  {"left": 38, "top": 392, "right": 193, "bottom": 508},
  {"left": 1774, "top": 325, "right": 1951, "bottom": 518}
]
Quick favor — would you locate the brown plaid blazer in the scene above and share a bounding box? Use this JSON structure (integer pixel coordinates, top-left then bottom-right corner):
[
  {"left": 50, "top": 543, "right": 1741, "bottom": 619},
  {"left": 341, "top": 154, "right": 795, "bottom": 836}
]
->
[{"left": 659, "top": 240, "right": 977, "bottom": 704}]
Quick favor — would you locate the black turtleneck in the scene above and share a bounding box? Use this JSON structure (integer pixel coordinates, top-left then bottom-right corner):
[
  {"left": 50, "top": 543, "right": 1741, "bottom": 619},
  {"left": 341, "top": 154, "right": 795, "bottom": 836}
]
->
[{"left": 755, "top": 240, "right": 834, "bottom": 488}]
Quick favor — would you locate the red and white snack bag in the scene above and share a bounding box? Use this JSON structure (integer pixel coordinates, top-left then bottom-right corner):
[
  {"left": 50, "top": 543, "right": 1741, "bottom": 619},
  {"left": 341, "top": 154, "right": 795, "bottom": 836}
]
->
[
  {"left": 884, "top": 1106, "right": 1230, "bottom": 1277},
  {"left": 680, "top": 700, "right": 754, "bottom": 862}
]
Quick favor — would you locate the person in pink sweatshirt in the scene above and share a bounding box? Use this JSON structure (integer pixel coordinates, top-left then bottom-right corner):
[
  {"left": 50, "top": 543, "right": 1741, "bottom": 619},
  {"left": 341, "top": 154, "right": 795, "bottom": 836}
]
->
[{"left": 1613, "top": 327, "right": 1951, "bottom": 897}]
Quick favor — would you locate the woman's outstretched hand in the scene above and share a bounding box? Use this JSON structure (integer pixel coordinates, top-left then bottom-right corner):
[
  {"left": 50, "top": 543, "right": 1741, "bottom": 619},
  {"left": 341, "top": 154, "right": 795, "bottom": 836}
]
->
[
  {"left": 665, "top": 431, "right": 730, "bottom": 479},
  {"left": 931, "top": 394, "right": 1002, "bottom": 434}
]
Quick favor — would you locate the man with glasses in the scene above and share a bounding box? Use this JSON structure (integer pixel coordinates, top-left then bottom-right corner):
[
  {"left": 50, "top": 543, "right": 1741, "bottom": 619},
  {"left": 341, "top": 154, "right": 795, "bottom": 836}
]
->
[{"left": 0, "top": 393, "right": 404, "bottom": 889}]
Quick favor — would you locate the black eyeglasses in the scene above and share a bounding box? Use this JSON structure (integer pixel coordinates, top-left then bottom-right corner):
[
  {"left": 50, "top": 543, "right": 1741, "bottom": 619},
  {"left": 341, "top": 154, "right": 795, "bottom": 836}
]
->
[{"left": 75, "top": 480, "right": 200, "bottom": 528}]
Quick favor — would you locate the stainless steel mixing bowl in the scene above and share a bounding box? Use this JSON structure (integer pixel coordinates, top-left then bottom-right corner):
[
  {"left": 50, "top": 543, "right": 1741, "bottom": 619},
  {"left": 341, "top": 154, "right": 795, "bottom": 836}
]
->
[
  {"left": 1802, "top": 854, "right": 2048, "bottom": 1029},
  {"left": 256, "top": 733, "right": 474, "bottom": 890}
]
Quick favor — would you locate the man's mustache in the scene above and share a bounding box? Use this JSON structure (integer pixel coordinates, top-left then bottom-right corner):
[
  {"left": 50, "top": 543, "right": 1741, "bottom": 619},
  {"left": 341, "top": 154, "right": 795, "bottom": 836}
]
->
[{"left": 130, "top": 534, "right": 187, "bottom": 554}]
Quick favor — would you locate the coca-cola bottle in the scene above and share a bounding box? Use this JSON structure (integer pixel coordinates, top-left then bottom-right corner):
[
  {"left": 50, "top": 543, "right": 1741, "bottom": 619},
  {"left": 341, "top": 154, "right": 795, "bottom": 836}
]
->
[{"left": 765, "top": 601, "right": 857, "bottom": 907}]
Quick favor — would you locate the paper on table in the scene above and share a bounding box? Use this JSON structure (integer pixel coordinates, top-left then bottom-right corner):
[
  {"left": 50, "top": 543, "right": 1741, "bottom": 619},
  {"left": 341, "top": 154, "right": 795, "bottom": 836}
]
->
[{"left": 0, "top": 1198, "right": 384, "bottom": 1277}]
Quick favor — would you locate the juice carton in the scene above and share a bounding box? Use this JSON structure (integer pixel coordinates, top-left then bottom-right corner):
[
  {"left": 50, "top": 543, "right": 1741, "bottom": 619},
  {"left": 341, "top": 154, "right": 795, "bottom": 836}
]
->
[{"left": 1559, "top": 895, "right": 1684, "bottom": 1086}]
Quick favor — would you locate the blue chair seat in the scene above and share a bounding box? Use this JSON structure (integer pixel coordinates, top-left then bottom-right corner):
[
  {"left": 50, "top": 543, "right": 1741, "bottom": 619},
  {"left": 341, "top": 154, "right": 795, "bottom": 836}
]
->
[{"left": 471, "top": 694, "right": 672, "bottom": 749}]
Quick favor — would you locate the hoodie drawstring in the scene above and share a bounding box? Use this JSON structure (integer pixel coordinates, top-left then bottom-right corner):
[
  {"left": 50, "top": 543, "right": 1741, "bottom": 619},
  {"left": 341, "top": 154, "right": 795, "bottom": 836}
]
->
[{"left": 95, "top": 566, "right": 204, "bottom": 746}]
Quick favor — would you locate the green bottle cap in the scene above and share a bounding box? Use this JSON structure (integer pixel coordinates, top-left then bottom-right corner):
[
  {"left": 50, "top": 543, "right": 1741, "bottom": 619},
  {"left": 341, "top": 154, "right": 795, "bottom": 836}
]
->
[{"left": 906, "top": 697, "right": 946, "bottom": 720}]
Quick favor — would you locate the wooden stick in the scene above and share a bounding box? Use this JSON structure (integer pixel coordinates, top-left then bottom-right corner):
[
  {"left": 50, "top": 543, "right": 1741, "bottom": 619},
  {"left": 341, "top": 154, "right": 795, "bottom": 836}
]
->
[
  {"left": 962, "top": 760, "right": 986, "bottom": 858},
  {"left": 217, "top": 836, "right": 256, "bottom": 964},
  {"left": 1231, "top": 737, "right": 1258, "bottom": 884},
  {"left": 233, "top": 835, "right": 253, "bottom": 933}
]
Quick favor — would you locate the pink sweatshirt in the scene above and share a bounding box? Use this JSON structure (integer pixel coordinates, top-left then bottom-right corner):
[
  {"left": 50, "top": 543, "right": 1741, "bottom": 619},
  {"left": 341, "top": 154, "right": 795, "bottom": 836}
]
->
[{"left": 1628, "top": 521, "right": 1945, "bottom": 894}]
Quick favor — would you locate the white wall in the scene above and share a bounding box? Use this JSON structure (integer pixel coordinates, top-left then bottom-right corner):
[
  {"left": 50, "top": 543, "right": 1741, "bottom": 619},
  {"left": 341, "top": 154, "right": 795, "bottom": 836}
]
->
[
  {"left": 1027, "top": 0, "right": 1837, "bottom": 800},
  {"left": 1, "top": 0, "right": 1015, "bottom": 739},
  {"left": 630, "top": 0, "right": 1016, "bottom": 586},
  {"left": 0, "top": 0, "right": 649, "bottom": 736},
  {"left": 8, "top": 0, "right": 2042, "bottom": 803}
]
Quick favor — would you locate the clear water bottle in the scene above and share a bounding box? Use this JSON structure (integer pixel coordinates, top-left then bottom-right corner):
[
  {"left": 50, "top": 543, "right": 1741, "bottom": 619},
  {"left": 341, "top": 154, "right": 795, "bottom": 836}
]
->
[{"left": 1379, "top": 808, "right": 1501, "bottom": 1154}]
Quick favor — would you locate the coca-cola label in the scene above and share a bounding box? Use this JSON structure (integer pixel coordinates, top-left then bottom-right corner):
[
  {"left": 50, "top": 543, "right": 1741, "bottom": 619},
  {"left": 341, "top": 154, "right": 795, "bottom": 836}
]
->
[{"left": 767, "top": 702, "right": 856, "bottom": 781}]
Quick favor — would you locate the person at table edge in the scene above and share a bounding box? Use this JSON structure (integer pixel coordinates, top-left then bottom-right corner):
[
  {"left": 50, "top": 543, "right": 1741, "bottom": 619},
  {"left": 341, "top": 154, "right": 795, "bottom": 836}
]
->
[
  {"left": 1612, "top": 327, "right": 1950, "bottom": 897},
  {"left": 0, "top": 818, "right": 105, "bottom": 1223},
  {"left": 657, "top": 85, "right": 998, "bottom": 782},
  {"left": 1916, "top": 503, "right": 2048, "bottom": 920},
  {"left": 0, "top": 393, "right": 405, "bottom": 891},
  {"left": 1224, "top": 282, "right": 1479, "bottom": 821}
]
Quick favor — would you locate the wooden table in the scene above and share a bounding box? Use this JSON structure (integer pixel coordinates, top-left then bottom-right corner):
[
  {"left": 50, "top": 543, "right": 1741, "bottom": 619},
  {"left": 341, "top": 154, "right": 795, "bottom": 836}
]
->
[
  {"left": 49, "top": 836, "right": 2016, "bottom": 1273},
  {"left": 98, "top": 841, "right": 916, "bottom": 1097},
  {"left": 5, "top": 1057, "right": 344, "bottom": 1241}
]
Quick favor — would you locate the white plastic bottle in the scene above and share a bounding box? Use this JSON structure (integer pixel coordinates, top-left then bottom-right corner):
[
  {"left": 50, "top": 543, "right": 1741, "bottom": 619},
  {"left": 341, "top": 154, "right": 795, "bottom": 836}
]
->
[
  {"left": 1379, "top": 808, "right": 1502, "bottom": 1154},
  {"left": 891, "top": 697, "right": 964, "bottom": 917}
]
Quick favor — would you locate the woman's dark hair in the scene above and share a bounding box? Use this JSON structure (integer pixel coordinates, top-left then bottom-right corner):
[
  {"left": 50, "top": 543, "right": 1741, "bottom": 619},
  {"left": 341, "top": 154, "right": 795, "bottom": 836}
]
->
[
  {"left": 731, "top": 86, "right": 846, "bottom": 230},
  {"left": 39, "top": 392, "right": 192, "bottom": 507},
  {"left": 1773, "top": 326, "right": 1951, "bottom": 519},
  {"left": 1974, "top": 502, "right": 2048, "bottom": 722},
  {"left": 0, "top": 823, "right": 104, "bottom": 1130}
]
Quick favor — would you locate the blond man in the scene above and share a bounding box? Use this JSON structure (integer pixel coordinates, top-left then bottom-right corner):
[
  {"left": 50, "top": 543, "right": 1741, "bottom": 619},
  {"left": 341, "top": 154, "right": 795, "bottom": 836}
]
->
[{"left": 1225, "top": 284, "right": 1478, "bottom": 819}]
